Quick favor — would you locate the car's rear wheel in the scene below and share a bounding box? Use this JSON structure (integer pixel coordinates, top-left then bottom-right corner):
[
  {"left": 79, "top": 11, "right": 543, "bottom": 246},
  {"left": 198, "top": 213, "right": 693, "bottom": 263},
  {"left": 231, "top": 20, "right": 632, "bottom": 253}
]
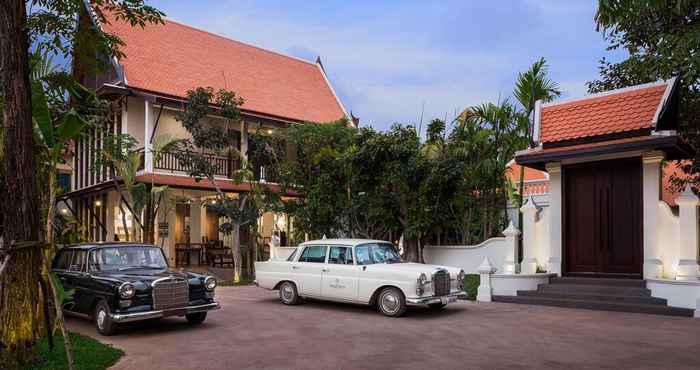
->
[
  {"left": 279, "top": 281, "right": 301, "bottom": 305},
  {"left": 377, "top": 287, "right": 407, "bottom": 317},
  {"left": 95, "top": 301, "right": 117, "bottom": 336},
  {"left": 185, "top": 312, "right": 207, "bottom": 324}
]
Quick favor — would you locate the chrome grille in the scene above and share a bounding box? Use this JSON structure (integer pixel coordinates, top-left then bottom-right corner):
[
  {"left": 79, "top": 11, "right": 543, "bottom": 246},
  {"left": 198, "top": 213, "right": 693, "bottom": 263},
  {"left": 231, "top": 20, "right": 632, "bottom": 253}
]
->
[
  {"left": 152, "top": 278, "right": 189, "bottom": 311},
  {"left": 432, "top": 270, "right": 450, "bottom": 296}
]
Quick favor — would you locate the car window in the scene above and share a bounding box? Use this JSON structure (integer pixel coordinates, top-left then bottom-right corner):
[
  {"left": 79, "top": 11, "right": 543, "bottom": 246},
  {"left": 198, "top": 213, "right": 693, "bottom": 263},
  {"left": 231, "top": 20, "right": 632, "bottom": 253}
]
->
[
  {"left": 70, "top": 250, "right": 87, "bottom": 272},
  {"left": 53, "top": 250, "right": 73, "bottom": 270},
  {"left": 89, "top": 246, "right": 168, "bottom": 272},
  {"left": 298, "top": 246, "right": 327, "bottom": 263},
  {"left": 286, "top": 248, "right": 298, "bottom": 262},
  {"left": 355, "top": 245, "right": 373, "bottom": 265},
  {"left": 328, "top": 246, "right": 353, "bottom": 265},
  {"left": 355, "top": 243, "right": 401, "bottom": 265}
]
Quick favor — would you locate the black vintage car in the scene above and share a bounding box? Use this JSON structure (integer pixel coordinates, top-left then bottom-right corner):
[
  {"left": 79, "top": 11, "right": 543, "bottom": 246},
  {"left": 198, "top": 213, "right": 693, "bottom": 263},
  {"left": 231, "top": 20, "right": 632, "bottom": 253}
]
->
[{"left": 51, "top": 243, "right": 220, "bottom": 335}]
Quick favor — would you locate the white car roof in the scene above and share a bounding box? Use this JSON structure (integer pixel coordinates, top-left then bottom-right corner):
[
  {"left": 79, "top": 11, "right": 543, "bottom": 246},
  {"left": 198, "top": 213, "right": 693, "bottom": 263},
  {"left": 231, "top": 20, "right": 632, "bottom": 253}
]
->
[{"left": 298, "top": 239, "right": 393, "bottom": 247}]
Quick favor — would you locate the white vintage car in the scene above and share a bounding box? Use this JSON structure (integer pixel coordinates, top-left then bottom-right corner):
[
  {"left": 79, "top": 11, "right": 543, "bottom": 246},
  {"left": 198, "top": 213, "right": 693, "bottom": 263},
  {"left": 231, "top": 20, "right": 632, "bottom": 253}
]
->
[{"left": 254, "top": 239, "right": 467, "bottom": 317}]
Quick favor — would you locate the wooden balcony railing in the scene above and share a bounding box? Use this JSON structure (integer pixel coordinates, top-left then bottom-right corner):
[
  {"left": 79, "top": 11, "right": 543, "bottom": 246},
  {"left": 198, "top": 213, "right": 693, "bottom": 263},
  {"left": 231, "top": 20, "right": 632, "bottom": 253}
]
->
[
  {"left": 154, "top": 150, "right": 239, "bottom": 178},
  {"left": 137, "top": 148, "right": 279, "bottom": 183}
]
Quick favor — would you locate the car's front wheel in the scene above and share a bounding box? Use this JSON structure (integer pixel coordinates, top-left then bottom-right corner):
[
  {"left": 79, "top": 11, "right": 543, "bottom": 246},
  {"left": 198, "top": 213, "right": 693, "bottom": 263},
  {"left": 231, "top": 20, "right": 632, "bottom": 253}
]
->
[
  {"left": 377, "top": 287, "right": 407, "bottom": 317},
  {"left": 279, "top": 281, "right": 301, "bottom": 305},
  {"left": 185, "top": 312, "right": 207, "bottom": 324},
  {"left": 95, "top": 301, "right": 117, "bottom": 336}
]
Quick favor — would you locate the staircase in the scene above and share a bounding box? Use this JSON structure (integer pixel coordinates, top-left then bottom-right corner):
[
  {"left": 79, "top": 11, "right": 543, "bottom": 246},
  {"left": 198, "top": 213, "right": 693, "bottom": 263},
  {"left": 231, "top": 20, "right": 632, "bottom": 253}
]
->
[{"left": 493, "top": 277, "right": 694, "bottom": 317}]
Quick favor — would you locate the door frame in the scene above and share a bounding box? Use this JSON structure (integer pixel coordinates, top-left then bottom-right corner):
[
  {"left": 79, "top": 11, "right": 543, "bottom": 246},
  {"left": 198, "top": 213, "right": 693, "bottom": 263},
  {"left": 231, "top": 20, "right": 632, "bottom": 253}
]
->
[{"left": 562, "top": 157, "right": 644, "bottom": 279}]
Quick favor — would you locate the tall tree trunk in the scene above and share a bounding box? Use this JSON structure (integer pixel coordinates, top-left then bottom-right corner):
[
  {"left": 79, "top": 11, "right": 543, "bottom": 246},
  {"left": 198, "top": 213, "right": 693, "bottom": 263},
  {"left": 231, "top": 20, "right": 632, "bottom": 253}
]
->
[
  {"left": 231, "top": 223, "right": 242, "bottom": 282},
  {"left": 403, "top": 237, "right": 420, "bottom": 262},
  {"left": 0, "top": 0, "right": 44, "bottom": 365},
  {"left": 119, "top": 200, "right": 130, "bottom": 241}
]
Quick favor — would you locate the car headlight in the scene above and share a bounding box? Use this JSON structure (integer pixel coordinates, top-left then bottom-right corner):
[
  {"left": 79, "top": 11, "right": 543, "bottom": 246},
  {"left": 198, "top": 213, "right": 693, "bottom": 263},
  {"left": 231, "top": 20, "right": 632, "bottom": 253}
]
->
[
  {"left": 204, "top": 276, "right": 217, "bottom": 291},
  {"left": 416, "top": 273, "right": 428, "bottom": 296},
  {"left": 118, "top": 283, "right": 135, "bottom": 299}
]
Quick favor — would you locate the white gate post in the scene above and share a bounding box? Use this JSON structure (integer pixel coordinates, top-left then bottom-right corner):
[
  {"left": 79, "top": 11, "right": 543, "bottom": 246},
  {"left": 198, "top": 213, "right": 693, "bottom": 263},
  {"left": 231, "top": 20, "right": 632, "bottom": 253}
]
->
[
  {"left": 520, "top": 197, "right": 538, "bottom": 274},
  {"left": 642, "top": 152, "right": 665, "bottom": 278},
  {"left": 477, "top": 257, "right": 497, "bottom": 302},
  {"left": 545, "top": 162, "right": 562, "bottom": 276},
  {"left": 676, "top": 185, "right": 699, "bottom": 280},
  {"left": 502, "top": 221, "right": 521, "bottom": 274}
]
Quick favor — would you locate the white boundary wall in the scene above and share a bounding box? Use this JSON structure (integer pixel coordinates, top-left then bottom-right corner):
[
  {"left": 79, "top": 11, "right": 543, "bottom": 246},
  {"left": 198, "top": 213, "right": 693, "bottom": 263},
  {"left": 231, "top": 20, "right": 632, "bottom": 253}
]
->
[{"left": 423, "top": 238, "right": 509, "bottom": 274}]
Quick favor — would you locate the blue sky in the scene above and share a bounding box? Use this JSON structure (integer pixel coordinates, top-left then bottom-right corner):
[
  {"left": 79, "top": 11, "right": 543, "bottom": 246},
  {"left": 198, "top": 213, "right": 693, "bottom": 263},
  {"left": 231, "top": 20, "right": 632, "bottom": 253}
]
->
[{"left": 149, "top": 0, "right": 625, "bottom": 131}]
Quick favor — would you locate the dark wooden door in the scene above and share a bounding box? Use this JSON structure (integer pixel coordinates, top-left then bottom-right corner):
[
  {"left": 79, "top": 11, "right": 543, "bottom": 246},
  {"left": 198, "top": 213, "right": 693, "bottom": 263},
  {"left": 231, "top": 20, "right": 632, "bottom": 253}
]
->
[{"left": 563, "top": 158, "right": 643, "bottom": 278}]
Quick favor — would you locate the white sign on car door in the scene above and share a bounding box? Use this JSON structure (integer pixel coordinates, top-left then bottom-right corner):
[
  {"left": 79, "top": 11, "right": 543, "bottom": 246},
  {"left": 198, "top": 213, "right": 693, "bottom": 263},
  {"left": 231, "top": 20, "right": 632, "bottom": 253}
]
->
[{"left": 321, "top": 246, "right": 359, "bottom": 301}]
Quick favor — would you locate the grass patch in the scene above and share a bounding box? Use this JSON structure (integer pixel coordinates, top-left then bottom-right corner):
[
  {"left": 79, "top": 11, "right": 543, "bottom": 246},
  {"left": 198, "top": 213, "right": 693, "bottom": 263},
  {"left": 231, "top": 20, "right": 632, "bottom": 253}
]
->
[
  {"left": 463, "top": 274, "right": 480, "bottom": 301},
  {"left": 218, "top": 277, "right": 255, "bottom": 286},
  {"left": 22, "top": 332, "right": 123, "bottom": 370}
]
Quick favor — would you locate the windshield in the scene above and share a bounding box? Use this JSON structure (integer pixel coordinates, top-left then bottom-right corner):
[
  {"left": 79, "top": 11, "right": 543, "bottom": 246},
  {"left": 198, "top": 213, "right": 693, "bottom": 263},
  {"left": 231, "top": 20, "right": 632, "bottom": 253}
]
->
[
  {"left": 89, "top": 246, "right": 168, "bottom": 272},
  {"left": 355, "top": 243, "right": 402, "bottom": 265}
]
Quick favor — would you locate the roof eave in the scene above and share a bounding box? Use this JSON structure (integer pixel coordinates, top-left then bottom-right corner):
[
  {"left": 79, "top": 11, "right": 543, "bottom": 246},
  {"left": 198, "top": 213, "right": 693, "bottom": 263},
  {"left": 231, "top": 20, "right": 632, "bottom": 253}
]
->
[{"left": 516, "top": 135, "right": 692, "bottom": 171}]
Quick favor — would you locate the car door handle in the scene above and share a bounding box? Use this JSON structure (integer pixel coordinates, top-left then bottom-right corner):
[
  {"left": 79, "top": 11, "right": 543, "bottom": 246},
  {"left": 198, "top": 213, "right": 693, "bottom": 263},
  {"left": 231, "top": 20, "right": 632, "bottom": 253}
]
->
[
  {"left": 321, "top": 267, "right": 329, "bottom": 272},
  {"left": 292, "top": 266, "right": 300, "bottom": 270}
]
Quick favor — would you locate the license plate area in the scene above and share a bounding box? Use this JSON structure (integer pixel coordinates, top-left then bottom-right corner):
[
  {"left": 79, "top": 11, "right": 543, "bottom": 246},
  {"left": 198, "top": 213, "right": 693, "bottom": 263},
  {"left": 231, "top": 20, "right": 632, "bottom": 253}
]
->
[{"left": 441, "top": 296, "right": 457, "bottom": 304}]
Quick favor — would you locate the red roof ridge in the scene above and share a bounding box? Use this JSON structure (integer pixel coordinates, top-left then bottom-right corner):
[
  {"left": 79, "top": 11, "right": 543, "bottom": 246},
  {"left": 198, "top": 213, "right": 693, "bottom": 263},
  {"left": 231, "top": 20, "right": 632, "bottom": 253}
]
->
[{"left": 159, "top": 16, "right": 321, "bottom": 69}]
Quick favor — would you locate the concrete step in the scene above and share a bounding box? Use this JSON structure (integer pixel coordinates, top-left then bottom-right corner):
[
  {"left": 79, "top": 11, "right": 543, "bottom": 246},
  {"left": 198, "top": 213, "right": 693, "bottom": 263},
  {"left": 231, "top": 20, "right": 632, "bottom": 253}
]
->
[
  {"left": 550, "top": 277, "right": 645, "bottom": 288},
  {"left": 538, "top": 283, "right": 651, "bottom": 297},
  {"left": 492, "top": 295, "right": 694, "bottom": 317},
  {"left": 517, "top": 290, "right": 668, "bottom": 306}
]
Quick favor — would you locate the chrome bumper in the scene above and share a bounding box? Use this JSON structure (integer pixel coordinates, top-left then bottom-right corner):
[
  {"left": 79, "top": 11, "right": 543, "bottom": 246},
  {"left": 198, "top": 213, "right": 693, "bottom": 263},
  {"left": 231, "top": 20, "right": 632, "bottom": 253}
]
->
[
  {"left": 406, "top": 291, "right": 467, "bottom": 306},
  {"left": 109, "top": 302, "right": 220, "bottom": 323}
]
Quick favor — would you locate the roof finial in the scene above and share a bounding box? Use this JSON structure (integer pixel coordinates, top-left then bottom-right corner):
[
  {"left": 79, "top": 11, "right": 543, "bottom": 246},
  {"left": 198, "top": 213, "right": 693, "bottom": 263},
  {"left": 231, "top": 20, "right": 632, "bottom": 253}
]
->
[{"left": 315, "top": 55, "right": 325, "bottom": 73}]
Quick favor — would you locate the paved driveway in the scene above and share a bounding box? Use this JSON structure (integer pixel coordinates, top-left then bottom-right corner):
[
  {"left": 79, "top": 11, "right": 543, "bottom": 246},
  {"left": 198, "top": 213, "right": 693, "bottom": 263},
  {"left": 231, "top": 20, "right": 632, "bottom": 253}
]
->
[{"left": 67, "top": 286, "right": 700, "bottom": 370}]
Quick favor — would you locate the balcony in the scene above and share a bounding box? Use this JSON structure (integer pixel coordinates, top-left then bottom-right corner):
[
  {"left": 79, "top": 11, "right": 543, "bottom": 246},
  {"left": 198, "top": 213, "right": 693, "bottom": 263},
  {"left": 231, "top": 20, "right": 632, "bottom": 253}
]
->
[{"left": 138, "top": 149, "right": 278, "bottom": 183}]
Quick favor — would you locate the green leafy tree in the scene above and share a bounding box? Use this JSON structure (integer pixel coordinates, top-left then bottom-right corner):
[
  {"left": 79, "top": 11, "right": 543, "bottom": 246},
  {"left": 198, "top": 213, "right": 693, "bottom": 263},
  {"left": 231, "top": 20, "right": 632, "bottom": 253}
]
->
[
  {"left": 590, "top": 0, "right": 700, "bottom": 190},
  {"left": 460, "top": 100, "right": 528, "bottom": 237},
  {"left": 274, "top": 120, "right": 356, "bottom": 239},
  {"left": 349, "top": 125, "right": 428, "bottom": 261},
  {"left": 175, "top": 87, "right": 279, "bottom": 282}
]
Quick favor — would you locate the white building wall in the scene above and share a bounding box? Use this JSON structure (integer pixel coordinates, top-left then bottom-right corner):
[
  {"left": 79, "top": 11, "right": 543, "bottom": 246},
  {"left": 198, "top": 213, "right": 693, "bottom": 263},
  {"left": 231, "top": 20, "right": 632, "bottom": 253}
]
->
[{"left": 126, "top": 96, "right": 146, "bottom": 147}]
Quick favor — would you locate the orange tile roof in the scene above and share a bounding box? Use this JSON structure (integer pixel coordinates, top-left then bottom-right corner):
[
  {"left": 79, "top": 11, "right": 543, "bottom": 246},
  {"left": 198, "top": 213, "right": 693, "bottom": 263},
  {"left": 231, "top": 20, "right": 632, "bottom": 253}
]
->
[
  {"left": 539, "top": 82, "right": 671, "bottom": 143},
  {"left": 662, "top": 161, "right": 695, "bottom": 206},
  {"left": 506, "top": 163, "right": 550, "bottom": 196},
  {"left": 101, "top": 13, "right": 346, "bottom": 123}
]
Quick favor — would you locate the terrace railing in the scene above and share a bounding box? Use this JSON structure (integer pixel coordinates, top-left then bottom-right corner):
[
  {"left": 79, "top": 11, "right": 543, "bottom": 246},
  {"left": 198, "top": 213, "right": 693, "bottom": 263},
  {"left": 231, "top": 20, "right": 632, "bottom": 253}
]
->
[{"left": 138, "top": 148, "right": 280, "bottom": 183}]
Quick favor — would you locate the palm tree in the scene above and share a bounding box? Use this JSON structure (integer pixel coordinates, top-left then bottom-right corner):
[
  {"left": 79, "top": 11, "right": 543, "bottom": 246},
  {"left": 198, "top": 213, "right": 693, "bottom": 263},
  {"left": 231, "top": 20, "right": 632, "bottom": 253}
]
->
[
  {"left": 511, "top": 58, "right": 561, "bottom": 269},
  {"left": 459, "top": 100, "right": 528, "bottom": 239}
]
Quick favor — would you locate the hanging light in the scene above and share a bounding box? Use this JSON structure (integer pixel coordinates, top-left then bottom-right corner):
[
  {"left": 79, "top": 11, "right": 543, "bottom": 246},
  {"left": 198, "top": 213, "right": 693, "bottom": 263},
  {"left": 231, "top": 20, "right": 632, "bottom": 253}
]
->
[{"left": 95, "top": 200, "right": 102, "bottom": 207}]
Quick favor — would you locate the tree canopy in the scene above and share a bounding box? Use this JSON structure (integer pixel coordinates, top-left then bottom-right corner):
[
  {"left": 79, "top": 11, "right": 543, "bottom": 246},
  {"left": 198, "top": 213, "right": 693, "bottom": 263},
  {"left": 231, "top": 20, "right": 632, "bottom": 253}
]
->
[{"left": 590, "top": 0, "right": 700, "bottom": 190}]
